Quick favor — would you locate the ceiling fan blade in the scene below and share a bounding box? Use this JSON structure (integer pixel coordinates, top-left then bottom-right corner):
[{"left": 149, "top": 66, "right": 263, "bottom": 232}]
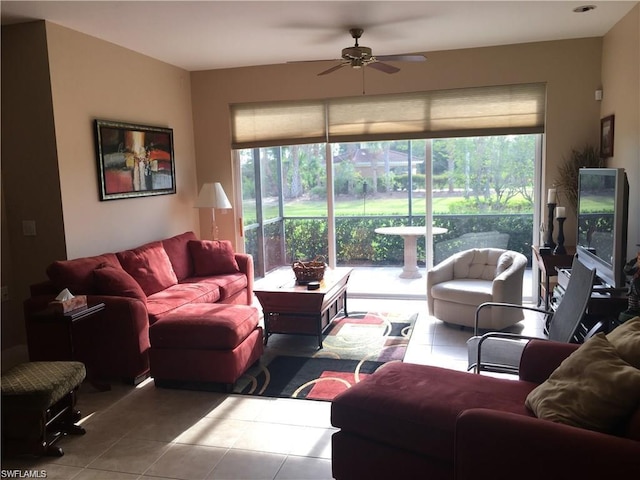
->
[
  {"left": 368, "top": 62, "right": 400, "bottom": 74},
  {"left": 287, "top": 59, "right": 342, "bottom": 64},
  {"left": 318, "top": 63, "right": 349, "bottom": 76},
  {"left": 375, "top": 54, "right": 427, "bottom": 62}
]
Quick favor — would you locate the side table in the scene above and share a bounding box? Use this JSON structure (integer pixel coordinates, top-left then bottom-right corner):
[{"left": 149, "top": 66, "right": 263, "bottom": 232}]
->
[
  {"left": 531, "top": 246, "right": 575, "bottom": 309},
  {"left": 28, "top": 303, "right": 110, "bottom": 391}
]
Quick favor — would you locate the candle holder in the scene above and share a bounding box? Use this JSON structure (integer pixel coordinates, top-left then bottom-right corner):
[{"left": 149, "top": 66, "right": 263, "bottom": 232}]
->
[
  {"left": 554, "top": 216, "right": 566, "bottom": 255},
  {"left": 544, "top": 203, "right": 556, "bottom": 248}
]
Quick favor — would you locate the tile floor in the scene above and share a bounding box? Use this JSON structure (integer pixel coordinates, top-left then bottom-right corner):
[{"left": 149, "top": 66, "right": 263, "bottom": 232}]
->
[{"left": 1, "top": 268, "right": 545, "bottom": 480}]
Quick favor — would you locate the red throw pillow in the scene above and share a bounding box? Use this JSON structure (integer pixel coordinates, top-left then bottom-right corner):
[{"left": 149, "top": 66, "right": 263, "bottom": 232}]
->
[
  {"left": 116, "top": 242, "right": 178, "bottom": 296},
  {"left": 188, "top": 240, "right": 240, "bottom": 276},
  {"left": 162, "top": 231, "right": 198, "bottom": 281},
  {"left": 93, "top": 264, "right": 147, "bottom": 305},
  {"left": 46, "top": 253, "right": 120, "bottom": 294}
]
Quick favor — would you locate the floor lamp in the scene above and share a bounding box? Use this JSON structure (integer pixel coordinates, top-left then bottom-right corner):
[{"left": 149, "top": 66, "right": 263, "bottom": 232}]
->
[{"left": 194, "top": 182, "right": 232, "bottom": 240}]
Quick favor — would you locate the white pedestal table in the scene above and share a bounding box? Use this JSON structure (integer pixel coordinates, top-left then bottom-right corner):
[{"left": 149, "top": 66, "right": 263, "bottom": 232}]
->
[{"left": 374, "top": 226, "right": 448, "bottom": 279}]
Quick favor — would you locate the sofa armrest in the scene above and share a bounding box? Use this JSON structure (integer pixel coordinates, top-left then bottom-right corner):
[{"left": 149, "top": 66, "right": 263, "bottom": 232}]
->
[
  {"left": 455, "top": 409, "right": 640, "bottom": 480},
  {"left": 235, "top": 253, "right": 254, "bottom": 302},
  {"left": 85, "top": 295, "right": 150, "bottom": 381},
  {"left": 518, "top": 339, "right": 579, "bottom": 384},
  {"left": 29, "top": 280, "right": 58, "bottom": 297},
  {"left": 24, "top": 294, "right": 150, "bottom": 382}
]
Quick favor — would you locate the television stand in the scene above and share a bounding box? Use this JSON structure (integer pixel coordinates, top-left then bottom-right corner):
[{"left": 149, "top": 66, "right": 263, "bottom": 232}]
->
[
  {"left": 558, "top": 268, "right": 628, "bottom": 294},
  {"left": 552, "top": 268, "right": 628, "bottom": 340}
]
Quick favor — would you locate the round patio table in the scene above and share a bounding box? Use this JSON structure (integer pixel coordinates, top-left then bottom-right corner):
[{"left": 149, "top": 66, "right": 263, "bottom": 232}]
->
[{"left": 374, "top": 226, "right": 448, "bottom": 279}]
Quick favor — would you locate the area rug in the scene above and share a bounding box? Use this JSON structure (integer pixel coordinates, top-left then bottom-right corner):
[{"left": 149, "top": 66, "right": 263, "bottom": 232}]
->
[{"left": 233, "top": 310, "right": 417, "bottom": 401}]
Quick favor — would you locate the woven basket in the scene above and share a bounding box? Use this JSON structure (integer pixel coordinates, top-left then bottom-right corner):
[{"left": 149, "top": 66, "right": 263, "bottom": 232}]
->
[{"left": 292, "top": 256, "right": 326, "bottom": 284}]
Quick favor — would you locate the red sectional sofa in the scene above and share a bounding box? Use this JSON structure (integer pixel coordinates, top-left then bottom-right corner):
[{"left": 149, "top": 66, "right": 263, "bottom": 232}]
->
[
  {"left": 24, "top": 231, "right": 261, "bottom": 385},
  {"left": 331, "top": 339, "right": 640, "bottom": 480}
]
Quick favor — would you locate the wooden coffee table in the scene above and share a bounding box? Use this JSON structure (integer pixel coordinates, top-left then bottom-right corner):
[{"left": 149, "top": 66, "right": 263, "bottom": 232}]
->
[{"left": 254, "top": 267, "right": 353, "bottom": 348}]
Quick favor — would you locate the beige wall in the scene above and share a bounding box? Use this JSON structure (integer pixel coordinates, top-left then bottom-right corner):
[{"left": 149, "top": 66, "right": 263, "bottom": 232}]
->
[
  {"left": 46, "top": 23, "right": 199, "bottom": 258},
  {"left": 1, "top": 21, "right": 199, "bottom": 356},
  {"left": 602, "top": 4, "right": 640, "bottom": 258},
  {"left": 191, "top": 37, "right": 604, "bottom": 247}
]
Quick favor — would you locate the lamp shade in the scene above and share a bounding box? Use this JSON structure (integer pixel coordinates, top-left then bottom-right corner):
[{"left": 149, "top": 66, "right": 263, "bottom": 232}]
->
[{"left": 194, "top": 182, "right": 232, "bottom": 209}]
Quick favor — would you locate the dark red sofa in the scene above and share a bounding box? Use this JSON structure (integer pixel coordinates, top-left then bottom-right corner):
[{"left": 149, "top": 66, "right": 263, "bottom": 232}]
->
[
  {"left": 331, "top": 340, "right": 640, "bottom": 479},
  {"left": 24, "top": 231, "right": 256, "bottom": 385}
]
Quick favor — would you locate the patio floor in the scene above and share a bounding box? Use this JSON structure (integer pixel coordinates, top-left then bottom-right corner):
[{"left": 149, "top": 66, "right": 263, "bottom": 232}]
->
[
  {"left": 258, "top": 265, "right": 535, "bottom": 302},
  {"left": 350, "top": 266, "right": 534, "bottom": 302}
]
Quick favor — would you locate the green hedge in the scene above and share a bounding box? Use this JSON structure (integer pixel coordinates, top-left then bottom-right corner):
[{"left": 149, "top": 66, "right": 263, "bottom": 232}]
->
[{"left": 276, "top": 214, "right": 533, "bottom": 267}]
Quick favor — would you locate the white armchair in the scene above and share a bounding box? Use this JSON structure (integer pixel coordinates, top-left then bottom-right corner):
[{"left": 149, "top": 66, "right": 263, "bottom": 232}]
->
[{"left": 427, "top": 248, "right": 528, "bottom": 329}]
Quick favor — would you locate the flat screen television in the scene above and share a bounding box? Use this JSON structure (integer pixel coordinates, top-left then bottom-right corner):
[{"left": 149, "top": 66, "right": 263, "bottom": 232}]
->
[{"left": 576, "top": 167, "right": 629, "bottom": 289}]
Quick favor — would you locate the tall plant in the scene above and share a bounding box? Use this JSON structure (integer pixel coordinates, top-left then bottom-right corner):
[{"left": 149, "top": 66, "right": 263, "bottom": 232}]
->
[{"left": 555, "top": 145, "right": 605, "bottom": 211}]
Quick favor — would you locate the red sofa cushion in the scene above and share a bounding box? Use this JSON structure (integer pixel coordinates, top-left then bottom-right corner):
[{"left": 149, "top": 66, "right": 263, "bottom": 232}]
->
[
  {"left": 188, "top": 240, "right": 240, "bottom": 276},
  {"left": 117, "top": 241, "right": 178, "bottom": 296},
  {"left": 146, "top": 283, "right": 222, "bottom": 324},
  {"left": 150, "top": 304, "right": 259, "bottom": 350},
  {"left": 331, "top": 362, "right": 536, "bottom": 462},
  {"left": 93, "top": 264, "right": 147, "bottom": 305},
  {"left": 162, "top": 231, "right": 197, "bottom": 281},
  {"left": 181, "top": 274, "right": 248, "bottom": 301},
  {"left": 46, "top": 253, "right": 120, "bottom": 294}
]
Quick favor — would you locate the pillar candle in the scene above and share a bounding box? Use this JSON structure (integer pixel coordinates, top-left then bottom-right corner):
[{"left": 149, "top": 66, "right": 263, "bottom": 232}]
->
[
  {"left": 547, "top": 188, "right": 557, "bottom": 204},
  {"left": 556, "top": 206, "right": 566, "bottom": 218}
]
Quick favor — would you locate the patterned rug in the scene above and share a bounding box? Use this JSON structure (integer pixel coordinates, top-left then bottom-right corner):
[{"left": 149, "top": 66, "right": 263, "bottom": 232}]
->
[{"left": 233, "top": 310, "right": 417, "bottom": 401}]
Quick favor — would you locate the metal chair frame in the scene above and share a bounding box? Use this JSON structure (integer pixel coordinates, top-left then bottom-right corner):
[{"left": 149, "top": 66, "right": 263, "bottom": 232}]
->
[
  {"left": 470, "top": 303, "right": 553, "bottom": 374},
  {"left": 468, "top": 257, "right": 596, "bottom": 374}
]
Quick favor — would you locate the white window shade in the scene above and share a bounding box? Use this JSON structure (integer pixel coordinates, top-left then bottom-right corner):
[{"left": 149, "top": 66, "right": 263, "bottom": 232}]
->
[
  {"left": 231, "top": 83, "right": 545, "bottom": 148},
  {"left": 231, "top": 100, "right": 326, "bottom": 148},
  {"left": 424, "top": 84, "right": 546, "bottom": 137},
  {"left": 328, "top": 94, "right": 430, "bottom": 141}
]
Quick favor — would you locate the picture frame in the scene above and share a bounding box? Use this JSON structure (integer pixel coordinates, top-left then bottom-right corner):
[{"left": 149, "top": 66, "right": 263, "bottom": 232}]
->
[
  {"left": 94, "top": 120, "right": 176, "bottom": 201},
  {"left": 600, "top": 115, "right": 615, "bottom": 158}
]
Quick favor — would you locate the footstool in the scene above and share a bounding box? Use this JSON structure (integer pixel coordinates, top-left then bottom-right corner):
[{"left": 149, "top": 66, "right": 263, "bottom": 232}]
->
[
  {"left": 1, "top": 361, "right": 86, "bottom": 457},
  {"left": 149, "top": 303, "right": 263, "bottom": 390}
]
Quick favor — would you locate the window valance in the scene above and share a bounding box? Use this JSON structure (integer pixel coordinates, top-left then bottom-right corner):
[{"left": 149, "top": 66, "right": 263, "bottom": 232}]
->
[{"left": 231, "top": 82, "right": 546, "bottom": 149}]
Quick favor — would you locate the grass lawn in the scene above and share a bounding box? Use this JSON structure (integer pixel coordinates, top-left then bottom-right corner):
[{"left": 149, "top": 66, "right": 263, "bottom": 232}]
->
[
  {"left": 247, "top": 194, "right": 532, "bottom": 220},
  {"left": 251, "top": 197, "right": 425, "bottom": 218}
]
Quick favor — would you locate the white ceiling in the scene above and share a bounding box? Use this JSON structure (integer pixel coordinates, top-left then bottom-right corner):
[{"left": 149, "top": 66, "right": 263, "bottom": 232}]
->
[{"left": 1, "top": 1, "right": 637, "bottom": 72}]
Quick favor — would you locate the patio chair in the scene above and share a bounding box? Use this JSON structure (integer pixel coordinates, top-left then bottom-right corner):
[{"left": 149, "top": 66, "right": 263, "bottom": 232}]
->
[
  {"left": 467, "top": 256, "right": 596, "bottom": 374},
  {"left": 427, "top": 248, "right": 527, "bottom": 329},
  {"left": 434, "top": 231, "right": 510, "bottom": 265}
]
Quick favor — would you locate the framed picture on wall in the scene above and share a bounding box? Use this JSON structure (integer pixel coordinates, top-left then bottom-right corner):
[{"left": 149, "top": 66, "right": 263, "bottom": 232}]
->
[
  {"left": 600, "top": 115, "right": 615, "bottom": 158},
  {"left": 94, "top": 120, "right": 176, "bottom": 201}
]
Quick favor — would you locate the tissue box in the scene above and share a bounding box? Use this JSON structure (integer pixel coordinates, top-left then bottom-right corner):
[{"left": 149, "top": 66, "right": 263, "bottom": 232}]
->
[{"left": 49, "top": 295, "right": 88, "bottom": 314}]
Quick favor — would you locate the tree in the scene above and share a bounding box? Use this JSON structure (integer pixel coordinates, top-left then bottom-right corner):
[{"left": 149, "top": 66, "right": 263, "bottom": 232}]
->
[
  {"left": 434, "top": 135, "right": 535, "bottom": 211},
  {"left": 505, "top": 135, "right": 536, "bottom": 206}
]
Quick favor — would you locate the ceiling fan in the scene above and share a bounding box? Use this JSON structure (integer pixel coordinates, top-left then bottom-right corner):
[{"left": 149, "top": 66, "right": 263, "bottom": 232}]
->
[{"left": 308, "top": 28, "right": 427, "bottom": 76}]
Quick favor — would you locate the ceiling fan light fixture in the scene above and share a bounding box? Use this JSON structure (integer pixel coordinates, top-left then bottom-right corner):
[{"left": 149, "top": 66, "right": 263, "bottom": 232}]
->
[
  {"left": 342, "top": 46, "right": 372, "bottom": 61},
  {"left": 312, "top": 27, "right": 426, "bottom": 76}
]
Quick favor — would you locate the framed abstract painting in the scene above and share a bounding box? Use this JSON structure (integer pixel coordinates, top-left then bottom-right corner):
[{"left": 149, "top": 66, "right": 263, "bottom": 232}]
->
[{"left": 94, "top": 120, "right": 176, "bottom": 201}]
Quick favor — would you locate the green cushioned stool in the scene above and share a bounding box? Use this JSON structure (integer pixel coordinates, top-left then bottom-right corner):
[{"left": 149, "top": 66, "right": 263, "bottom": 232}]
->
[{"left": 1, "top": 361, "right": 86, "bottom": 457}]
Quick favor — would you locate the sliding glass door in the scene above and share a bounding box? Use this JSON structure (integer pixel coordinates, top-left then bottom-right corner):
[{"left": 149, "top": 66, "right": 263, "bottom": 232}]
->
[
  {"left": 238, "top": 133, "right": 540, "bottom": 281},
  {"left": 429, "top": 135, "right": 540, "bottom": 268},
  {"left": 239, "top": 144, "right": 327, "bottom": 277}
]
